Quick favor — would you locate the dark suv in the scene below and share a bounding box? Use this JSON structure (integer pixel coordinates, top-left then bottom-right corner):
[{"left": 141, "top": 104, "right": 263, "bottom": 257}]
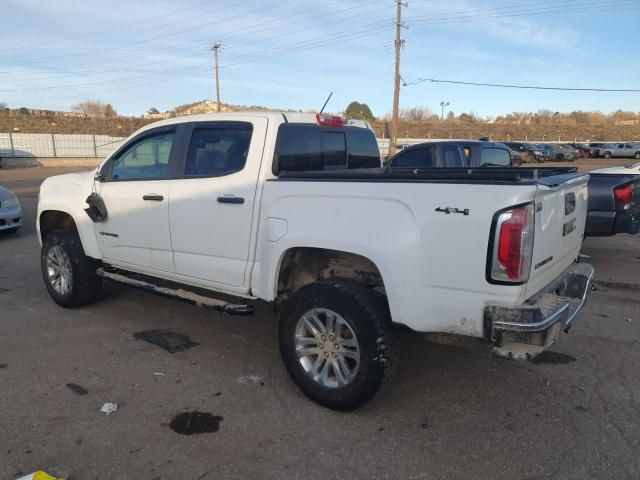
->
[{"left": 503, "top": 142, "right": 549, "bottom": 163}]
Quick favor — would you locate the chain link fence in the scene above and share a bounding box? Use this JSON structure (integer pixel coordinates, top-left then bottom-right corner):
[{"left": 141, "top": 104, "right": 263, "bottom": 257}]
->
[{"left": 0, "top": 133, "right": 126, "bottom": 158}]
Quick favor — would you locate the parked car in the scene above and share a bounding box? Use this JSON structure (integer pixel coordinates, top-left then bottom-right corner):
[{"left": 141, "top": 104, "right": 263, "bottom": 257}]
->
[
  {"left": 388, "top": 141, "right": 518, "bottom": 169},
  {"left": 503, "top": 142, "right": 549, "bottom": 163},
  {"left": 588, "top": 142, "right": 609, "bottom": 157},
  {"left": 590, "top": 161, "right": 640, "bottom": 175},
  {"left": 37, "top": 112, "right": 594, "bottom": 410},
  {"left": 597, "top": 143, "right": 640, "bottom": 159},
  {"left": 550, "top": 144, "right": 578, "bottom": 162},
  {"left": 569, "top": 143, "right": 592, "bottom": 158},
  {"left": 0, "top": 186, "right": 22, "bottom": 233}
]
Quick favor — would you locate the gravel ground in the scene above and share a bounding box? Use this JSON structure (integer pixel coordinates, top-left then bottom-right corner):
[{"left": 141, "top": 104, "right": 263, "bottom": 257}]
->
[{"left": 0, "top": 167, "right": 639, "bottom": 480}]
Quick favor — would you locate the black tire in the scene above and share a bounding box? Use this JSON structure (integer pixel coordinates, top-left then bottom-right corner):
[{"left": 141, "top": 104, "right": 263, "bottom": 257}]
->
[
  {"left": 557, "top": 154, "right": 565, "bottom": 162},
  {"left": 634, "top": 152, "right": 640, "bottom": 160},
  {"left": 279, "top": 278, "right": 396, "bottom": 411},
  {"left": 603, "top": 152, "right": 611, "bottom": 159},
  {"left": 41, "top": 228, "right": 102, "bottom": 308}
]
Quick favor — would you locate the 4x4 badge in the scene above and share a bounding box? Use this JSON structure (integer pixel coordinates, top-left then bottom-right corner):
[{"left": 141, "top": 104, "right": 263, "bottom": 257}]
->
[{"left": 435, "top": 207, "right": 470, "bottom": 216}]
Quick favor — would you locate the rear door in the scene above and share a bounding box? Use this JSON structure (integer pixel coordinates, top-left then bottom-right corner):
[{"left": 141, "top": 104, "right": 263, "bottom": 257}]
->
[
  {"left": 167, "top": 118, "right": 268, "bottom": 288},
  {"left": 525, "top": 174, "right": 590, "bottom": 298}
]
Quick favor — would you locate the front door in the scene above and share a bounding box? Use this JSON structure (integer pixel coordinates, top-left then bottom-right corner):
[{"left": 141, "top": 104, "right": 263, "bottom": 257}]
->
[
  {"left": 168, "top": 118, "right": 268, "bottom": 288},
  {"left": 95, "top": 128, "right": 177, "bottom": 273}
]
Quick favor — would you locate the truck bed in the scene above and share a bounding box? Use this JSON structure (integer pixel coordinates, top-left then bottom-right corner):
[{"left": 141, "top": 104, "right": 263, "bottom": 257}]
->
[{"left": 277, "top": 166, "right": 581, "bottom": 185}]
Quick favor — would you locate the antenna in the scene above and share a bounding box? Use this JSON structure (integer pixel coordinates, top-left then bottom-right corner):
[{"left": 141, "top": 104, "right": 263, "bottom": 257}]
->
[{"left": 319, "top": 92, "right": 333, "bottom": 114}]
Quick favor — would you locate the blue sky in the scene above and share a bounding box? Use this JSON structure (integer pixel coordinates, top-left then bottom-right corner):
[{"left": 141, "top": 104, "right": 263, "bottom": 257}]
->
[{"left": 1, "top": 0, "right": 639, "bottom": 118}]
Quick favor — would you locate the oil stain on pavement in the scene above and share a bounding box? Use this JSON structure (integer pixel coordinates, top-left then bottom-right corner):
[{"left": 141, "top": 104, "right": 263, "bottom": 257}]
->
[
  {"left": 133, "top": 330, "right": 200, "bottom": 353},
  {"left": 169, "top": 412, "right": 223, "bottom": 435},
  {"left": 531, "top": 351, "right": 577, "bottom": 365}
]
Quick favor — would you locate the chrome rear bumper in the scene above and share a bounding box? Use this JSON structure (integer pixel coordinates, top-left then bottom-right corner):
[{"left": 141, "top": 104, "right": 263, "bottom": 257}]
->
[{"left": 485, "top": 258, "right": 594, "bottom": 360}]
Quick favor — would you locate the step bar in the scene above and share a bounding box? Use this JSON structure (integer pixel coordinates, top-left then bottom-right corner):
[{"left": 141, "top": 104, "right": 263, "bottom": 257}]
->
[{"left": 96, "top": 268, "right": 255, "bottom": 315}]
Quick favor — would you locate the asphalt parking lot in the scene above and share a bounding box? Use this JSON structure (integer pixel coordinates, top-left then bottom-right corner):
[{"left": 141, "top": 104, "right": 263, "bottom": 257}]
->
[{"left": 1, "top": 164, "right": 639, "bottom": 480}]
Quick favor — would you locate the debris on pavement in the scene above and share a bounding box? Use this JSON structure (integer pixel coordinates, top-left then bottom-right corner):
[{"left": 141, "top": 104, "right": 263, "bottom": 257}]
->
[
  {"left": 133, "top": 330, "right": 200, "bottom": 353},
  {"left": 237, "top": 375, "right": 264, "bottom": 386},
  {"left": 153, "top": 372, "right": 166, "bottom": 376},
  {"left": 65, "top": 383, "right": 89, "bottom": 396},
  {"left": 16, "top": 471, "right": 66, "bottom": 480},
  {"left": 100, "top": 402, "right": 118, "bottom": 415}
]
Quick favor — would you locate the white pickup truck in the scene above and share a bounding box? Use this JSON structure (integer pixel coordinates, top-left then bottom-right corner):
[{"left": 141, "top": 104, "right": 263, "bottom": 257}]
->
[{"left": 37, "top": 112, "right": 594, "bottom": 410}]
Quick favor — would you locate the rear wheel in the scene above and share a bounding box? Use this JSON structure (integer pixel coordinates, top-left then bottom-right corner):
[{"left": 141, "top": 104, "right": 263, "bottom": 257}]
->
[
  {"left": 603, "top": 152, "right": 612, "bottom": 159},
  {"left": 279, "top": 278, "right": 396, "bottom": 411},
  {"left": 41, "top": 228, "right": 102, "bottom": 308},
  {"left": 634, "top": 152, "right": 640, "bottom": 160}
]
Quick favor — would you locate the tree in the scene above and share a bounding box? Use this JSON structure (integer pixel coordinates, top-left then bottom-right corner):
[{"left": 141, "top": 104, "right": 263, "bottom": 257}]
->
[
  {"left": 398, "top": 105, "right": 437, "bottom": 121},
  {"left": 345, "top": 101, "right": 375, "bottom": 121},
  {"left": 71, "top": 99, "right": 117, "bottom": 117},
  {"left": 147, "top": 106, "right": 160, "bottom": 115},
  {"left": 446, "top": 110, "right": 455, "bottom": 120},
  {"left": 0, "top": 101, "right": 7, "bottom": 110}
]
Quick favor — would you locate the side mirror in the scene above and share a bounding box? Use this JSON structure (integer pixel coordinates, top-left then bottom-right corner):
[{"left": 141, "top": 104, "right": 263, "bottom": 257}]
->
[{"left": 94, "top": 171, "right": 105, "bottom": 182}]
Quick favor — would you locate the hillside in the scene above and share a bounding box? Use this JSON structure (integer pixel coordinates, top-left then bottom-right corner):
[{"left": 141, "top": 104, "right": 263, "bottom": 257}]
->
[{"left": 1, "top": 101, "right": 638, "bottom": 141}]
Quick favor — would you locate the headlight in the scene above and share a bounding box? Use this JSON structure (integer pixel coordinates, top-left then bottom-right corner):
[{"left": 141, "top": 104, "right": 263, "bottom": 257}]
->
[
  {"left": 533, "top": 151, "right": 542, "bottom": 155},
  {"left": 1, "top": 196, "right": 19, "bottom": 209}
]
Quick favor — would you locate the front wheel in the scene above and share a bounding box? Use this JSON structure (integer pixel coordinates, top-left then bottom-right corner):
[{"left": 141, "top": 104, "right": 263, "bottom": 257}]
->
[
  {"left": 603, "top": 152, "right": 612, "bottom": 159},
  {"left": 634, "top": 152, "right": 640, "bottom": 160},
  {"left": 41, "top": 228, "right": 102, "bottom": 308},
  {"left": 279, "top": 279, "right": 396, "bottom": 411}
]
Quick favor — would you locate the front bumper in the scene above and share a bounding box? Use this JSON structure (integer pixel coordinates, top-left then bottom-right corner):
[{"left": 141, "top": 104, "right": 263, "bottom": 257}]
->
[
  {"left": 0, "top": 205, "right": 22, "bottom": 231},
  {"left": 485, "top": 259, "right": 594, "bottom": 360}
]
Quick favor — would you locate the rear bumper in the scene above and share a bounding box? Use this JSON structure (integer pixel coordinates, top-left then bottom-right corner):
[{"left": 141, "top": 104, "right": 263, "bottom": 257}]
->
[{"left": 485, "top": 259, "right": 594, "bottom": 360}]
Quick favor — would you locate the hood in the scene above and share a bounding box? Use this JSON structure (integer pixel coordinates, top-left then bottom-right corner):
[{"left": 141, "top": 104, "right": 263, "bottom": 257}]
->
[
  {"left": 41, "top": 169, "right": 96, "bottom": 189},
  {"left": 591, "top": 164, "right": 640, "bottom": 175},
  {"left": 0, "top": 186, "right": 17, "bottom": 202}
]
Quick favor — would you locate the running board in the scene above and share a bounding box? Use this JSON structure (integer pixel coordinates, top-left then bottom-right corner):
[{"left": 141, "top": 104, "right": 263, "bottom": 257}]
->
[{"left": 96, "top": 268, "right": 255, "bottom": 315}]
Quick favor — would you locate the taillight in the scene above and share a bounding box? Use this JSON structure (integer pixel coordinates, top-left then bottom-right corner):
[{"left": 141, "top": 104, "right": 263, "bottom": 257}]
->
[
  {"left": 316, "top": 114, "right": 344, "bottom": 127},
  {"left": 490, "top": 203, "right": 535, "bottom": 283},
  {"left": 614, "top": 183, "right": 633, "bottom": 208}
]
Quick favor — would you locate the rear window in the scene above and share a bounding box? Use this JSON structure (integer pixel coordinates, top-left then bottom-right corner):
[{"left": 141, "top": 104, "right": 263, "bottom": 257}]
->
[
  {"left": 480, "top": 148, "right": 511, "bottom": 167},
  {"left": 274, "top": 124, "right": 379, "bottom": 173}
]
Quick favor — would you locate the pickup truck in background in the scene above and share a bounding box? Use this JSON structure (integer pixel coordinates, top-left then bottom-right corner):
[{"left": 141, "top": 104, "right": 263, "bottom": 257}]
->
[
  {"left": 387, "top": 140, "right": 516, "bottom": 168},
  {"left": 586, "top": 162, "right": 640, "bottom": 236},
  {"left": 597, "top": 143, "right": 640, "bottom": 160},
  {"left": 37, "top": 112, "right": 594, "bottom": 410}
]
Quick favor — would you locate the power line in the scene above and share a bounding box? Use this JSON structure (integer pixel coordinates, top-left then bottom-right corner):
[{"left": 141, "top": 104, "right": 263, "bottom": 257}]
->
[{"left": 402, "top": 77, "right": 640, "bottom": 92}]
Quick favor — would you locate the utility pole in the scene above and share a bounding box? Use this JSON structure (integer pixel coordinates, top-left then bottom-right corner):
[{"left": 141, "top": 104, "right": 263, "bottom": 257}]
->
[
  {"left": 389, "top": 0, "right": 407, "bottom": 158},
  {"left": 211, "top": 43, "right": 222, "bottom": 112}
]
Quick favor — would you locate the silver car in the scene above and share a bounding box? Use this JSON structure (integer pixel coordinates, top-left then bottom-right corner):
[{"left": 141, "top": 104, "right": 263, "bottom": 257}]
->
[{"left": 0, "top": 186, "right": 22, "bottom": 233}]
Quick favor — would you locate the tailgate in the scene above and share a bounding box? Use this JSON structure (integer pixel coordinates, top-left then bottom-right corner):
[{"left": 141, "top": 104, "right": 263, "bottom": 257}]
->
[{"left": 525, "top": 173, "right": 590, "bottom": 299}]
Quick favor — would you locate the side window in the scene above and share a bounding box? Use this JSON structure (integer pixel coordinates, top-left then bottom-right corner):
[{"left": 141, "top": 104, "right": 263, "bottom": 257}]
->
[
  {"left": 111, "top": 132, "right": 174, "bottom": 180},
  {"left": 276, "top": 124, "right": 347, "bottom": 172},
  {"left": 185, "top": 125, "right": 253, "bottom": 177},
  {"left": 480, "top": 148, "right": 511, "bottom": 167},
  {"left": 440, "top": 145, "right": 465, "bottom": 167},
  {"left": 391, "top": 148, "right": 434, "bottom": 169},
  {"left": 346, "top": 127, "right": 381, "bottom": 169},
  {"left": 618, "top": 144, "right": 625, "bottom": 149}
]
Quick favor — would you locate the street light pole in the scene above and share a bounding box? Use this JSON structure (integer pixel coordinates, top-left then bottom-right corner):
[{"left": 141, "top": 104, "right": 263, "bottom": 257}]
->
[{"left": 440, "top": 101, "right": 450, "bottom": 122}]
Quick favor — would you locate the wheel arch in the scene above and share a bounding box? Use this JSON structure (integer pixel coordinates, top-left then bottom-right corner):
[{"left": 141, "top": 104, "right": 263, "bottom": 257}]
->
[
  {"left": 274, "top": 247, "right": 386, "bottom": 302},
  {"left": 38, "top": 208, "right": 101, "bottom": 259}
]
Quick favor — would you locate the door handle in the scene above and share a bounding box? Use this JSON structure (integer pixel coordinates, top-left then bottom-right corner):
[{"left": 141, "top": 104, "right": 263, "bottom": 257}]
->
[
  {"left": 143, "top": 194, "right": 164, "bottom": 201},
  {"left": 217, "top": 196, "right": 245, "bottom": 204}
]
